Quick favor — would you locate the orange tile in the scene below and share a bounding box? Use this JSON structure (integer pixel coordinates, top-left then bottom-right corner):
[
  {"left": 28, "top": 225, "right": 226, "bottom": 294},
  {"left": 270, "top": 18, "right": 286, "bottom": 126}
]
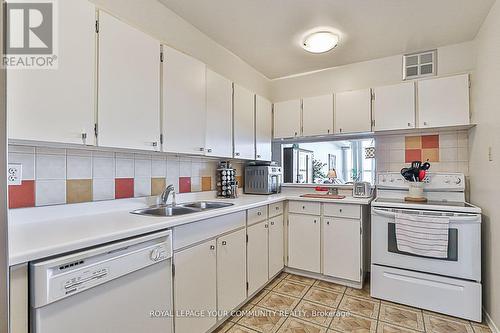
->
[
  {"left": 201, "top": 176, "right": 212, "bottom": 191},
  {"left": 422, "top": 148, "right": 439, "bottom": 162},
  {"left": 236, "top": 176, "right": 243, "bottom": 188},
  {"left": 405, "top": 136, "right": 422, "bottom": 149},
  {"left": 405, "top": 149, "right": 422, "bottom": 163},
  {"left": 67, "top": 179, "right": 92, "bottom": 204},
  {"left": 8, "top": 180, "right": 35, "bottom": 209},
  {"left": 151, "top": 178, "right": 166, "bottom": 196},
  {"left": 422, "top": 135, "right": 440, "bottom": 149},
  {"left": 115, "top": 178, "right": 134, "bottom": 199},
  {"left": 179, "top": 177, "right": 191, "bottom": 193}
]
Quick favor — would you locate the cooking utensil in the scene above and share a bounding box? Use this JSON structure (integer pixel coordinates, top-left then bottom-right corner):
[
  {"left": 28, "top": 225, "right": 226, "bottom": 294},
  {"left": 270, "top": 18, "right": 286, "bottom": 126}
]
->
[{"left": 419, "top": 170, "right": 426, "bottom": 181}]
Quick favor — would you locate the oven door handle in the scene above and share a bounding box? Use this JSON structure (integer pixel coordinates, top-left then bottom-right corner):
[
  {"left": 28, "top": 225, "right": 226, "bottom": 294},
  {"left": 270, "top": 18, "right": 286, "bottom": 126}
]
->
[{"left": 372, "top": 208, "right": 480, "bottom": 223}]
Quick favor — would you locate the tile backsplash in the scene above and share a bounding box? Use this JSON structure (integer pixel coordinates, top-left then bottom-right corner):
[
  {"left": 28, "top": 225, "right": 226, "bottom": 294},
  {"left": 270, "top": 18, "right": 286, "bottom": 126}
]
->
[
  {"left": 7, "top": 145, "right": 244, "bottom": 209},
  {"left": 376, "top": 130, "right": 469, "bottom": 175}
]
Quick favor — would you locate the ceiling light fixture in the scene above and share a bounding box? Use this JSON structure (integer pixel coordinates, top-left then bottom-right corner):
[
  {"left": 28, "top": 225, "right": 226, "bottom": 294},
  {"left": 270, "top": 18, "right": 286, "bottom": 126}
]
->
[{"left": 302, "top": 31, "right": 339, "bottom": 54}]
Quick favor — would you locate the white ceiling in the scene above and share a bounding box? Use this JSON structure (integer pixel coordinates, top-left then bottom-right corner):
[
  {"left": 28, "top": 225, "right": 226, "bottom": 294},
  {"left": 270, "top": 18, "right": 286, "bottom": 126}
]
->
[{"left": 158, "top": 0, "right": 494, "bottom": 79}]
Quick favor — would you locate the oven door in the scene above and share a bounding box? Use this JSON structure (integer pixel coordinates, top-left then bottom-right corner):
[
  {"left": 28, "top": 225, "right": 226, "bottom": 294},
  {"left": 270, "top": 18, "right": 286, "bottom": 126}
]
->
[{"left": 371, "top": 207, "right": 481, "bottom": 281}]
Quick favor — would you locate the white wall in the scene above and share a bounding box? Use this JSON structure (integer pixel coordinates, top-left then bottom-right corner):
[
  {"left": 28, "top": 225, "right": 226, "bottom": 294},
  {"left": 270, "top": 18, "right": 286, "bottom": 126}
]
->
[
  {"left": 271, "top": 41, "right": 475, "bottom": 102},
  {"left": 90, "top": 0, "right": 271, "bottom": 98},
  {"left": 469, "top": 0, "right": 500, "bottom": 328}
]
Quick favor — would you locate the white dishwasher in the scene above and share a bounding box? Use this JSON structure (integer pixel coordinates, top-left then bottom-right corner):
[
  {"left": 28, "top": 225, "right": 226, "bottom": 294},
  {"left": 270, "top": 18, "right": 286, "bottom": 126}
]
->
[{"left": 30, "top": 230, "right": 173, "bottom": 333}]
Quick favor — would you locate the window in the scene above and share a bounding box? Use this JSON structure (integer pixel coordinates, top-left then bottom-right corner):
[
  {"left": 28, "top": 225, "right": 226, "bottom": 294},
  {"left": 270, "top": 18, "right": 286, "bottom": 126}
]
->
[
  {"left": 280, "top": 138, "right": 376, "bottom": 184},
  {"left": 403, "top": 50, "right": 437, "bottom": 80}
]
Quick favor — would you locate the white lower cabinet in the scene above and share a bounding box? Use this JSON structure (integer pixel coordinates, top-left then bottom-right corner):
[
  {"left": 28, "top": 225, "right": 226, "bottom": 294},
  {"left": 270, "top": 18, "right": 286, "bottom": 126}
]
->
[
  {"left": 288, "top": 214, "right": 321, "bottom": 273},
  {"left": 174, "top": 239, "right": 217, "bottom": 333},
  {"left": 217, "top": 229, "right": 247, "bottom": 316},
  {"left": 268, "top": 215, "right": 284, "bottom": 278},
  {"left": 323, "top": 217, "right": 361, "bottom": 282},
  {"left": 247, "top": 221, "right": 269, "bottom": 295}
]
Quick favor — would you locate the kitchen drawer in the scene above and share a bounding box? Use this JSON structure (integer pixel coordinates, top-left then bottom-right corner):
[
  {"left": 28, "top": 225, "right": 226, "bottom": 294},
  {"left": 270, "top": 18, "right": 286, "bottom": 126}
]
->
[
  {"left": 269, "top": 202, "right": 284, "bottom": 217},
  {"left": 247, "top": 205, "right": 268, "bottom": 225},
  {"left": 288, "top": 201, "right": 321, "bottom": 216},
  {"left": 323, "top": 203, "right": 360, "bottom": 219},
  {"left": 371, "top": 264, "right": 482, "bottom": 322}
]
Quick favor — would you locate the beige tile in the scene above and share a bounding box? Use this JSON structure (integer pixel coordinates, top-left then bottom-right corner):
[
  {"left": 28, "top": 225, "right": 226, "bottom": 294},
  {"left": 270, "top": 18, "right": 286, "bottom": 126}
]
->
[
  {"left": 345, "top": 283, "right": 371, "bottom": 300},
  {"left": 471, "top": 323, "right": 493, "bottom": 333},
  {"left": 313, "top": 280, "right": 347, "bottom": 294},
  {"left": 377, "top": 322, "right": 421, "bottom": 333},
  {"left": 329, "top": 312, "right": 377, "bottom": 333},
  {"left": 226, "top": 324, "right": 260, "bottom": 333},
  {"left": 214, "top": 321, "right": 235, "bottom": 333},
  {"left": 66, "top": 179, "right": 92, "bottom": 204},
  {"left": 285, "top": 274, "right": 316, "bottom": 286},
  {"left": 151, "top": 177, "right": 166, "bottom": 196},
  {"left": 266, "top": 272, "right": 288, "bottom": 290},
  {"left": 231, "top": 303, "right": 254, "bottom": 323},
  {"left": 405, "top": 136, "right": 422, "bottom": 149},
  {"left": 293, "top": 300, "right": 337, "bottom": 328},
  {"left": 379, "top": 303, "right": 424, "bottom": 331},
  {"left": 423, "top": 312, "right": 474, "bottom": 333},
  {"left": 303, "top": 287, "right": 343, "bottom": 308},
  {"left": 422, "top": 311, "right": 471, "bottom": 325},
  {"left": 257, "top": 292, "right": 300, "bottom": 312},
  {"left": 273, "top": 280, "right": 311, "bottom": 298},
  {"left": 338, "top": 295, "right": 380, "bottom": 319},
  {"left": 249, "top": 289, "right": 270, "bottom": 305},
  {"left": 276, "top": 317, "right": 328, "bottom": 333},
  {"left": 237, "top": 306, "right": 287, "bottom": 333}
]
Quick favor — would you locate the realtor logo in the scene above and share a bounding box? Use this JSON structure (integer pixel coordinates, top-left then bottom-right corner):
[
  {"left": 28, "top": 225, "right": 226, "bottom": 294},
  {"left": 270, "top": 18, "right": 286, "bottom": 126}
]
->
[{"left": 3, "top": 0, "right": 58, "bottom": 69}]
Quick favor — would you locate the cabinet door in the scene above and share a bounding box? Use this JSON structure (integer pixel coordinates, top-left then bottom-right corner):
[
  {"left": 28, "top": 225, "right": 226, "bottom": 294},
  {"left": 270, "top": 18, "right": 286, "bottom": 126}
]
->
[
  {"left": 247, "top": 221, "right": 269, "bottom": 295},
  {"left": 418, "top": 74, "right": 470, "bottom": 128},
  {"left": 255, "top": 95, "right": 272, "bottom": 161},
  {"left": 302, "top": 94, "right": 334, "bottom": 136},
  {"left": 98, "top": 11, "right": 160, "bottom": 151},
  {"left": 323, "top": 217, "right": 361, "bottom": 282},
  {"left": 273, "top": 99, "right": 301, "bottom": 139},
  {"left": 373, "top": 82, "right": 415, "bottom": 131},
  {"left": 7, "top": 0, "right": 95, "bottom": 145},
  {"left": 268, "top": 216, "right": 284, "bottom": 278},
  {"left": 217, "top": 229, "right": 247, "bottom": 315},
  {"left": 174, "top": 240, "right": 217, "bottom": 333},
  {"left": 233, "top": 84, "right": 255, "bottom": 159},
  {"left": 163, "top": 46, "right": 206, "bottom": 155},
  {"left": 206, "top": 69, "right": 233, "bottom": 158},
  {"left": 335, "top": 89, "right": 372, "bottom": 134},
  {"left": 288, "top": 214, "right": 321, "bottom": 273}
]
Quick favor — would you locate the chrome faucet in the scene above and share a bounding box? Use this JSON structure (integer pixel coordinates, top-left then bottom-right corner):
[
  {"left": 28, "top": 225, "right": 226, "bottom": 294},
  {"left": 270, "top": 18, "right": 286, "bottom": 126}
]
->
[{"left": 159, "top": 184, "right": 176, "bottom": 206}]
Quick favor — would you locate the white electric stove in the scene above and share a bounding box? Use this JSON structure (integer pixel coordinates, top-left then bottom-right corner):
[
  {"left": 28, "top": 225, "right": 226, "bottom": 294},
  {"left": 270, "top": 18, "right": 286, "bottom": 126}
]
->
[{"left": 371, "top": 172, "right": 482, "bottom": 322}]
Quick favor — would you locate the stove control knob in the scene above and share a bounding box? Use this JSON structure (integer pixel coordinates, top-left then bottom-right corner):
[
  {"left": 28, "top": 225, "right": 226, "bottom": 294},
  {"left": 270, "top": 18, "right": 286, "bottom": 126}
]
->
[
  {"left": 150, "top": 248, "right": 160, "bottom": 261},
  {"left": 455, "top": 178, "right": 462, "bottom": 185}
]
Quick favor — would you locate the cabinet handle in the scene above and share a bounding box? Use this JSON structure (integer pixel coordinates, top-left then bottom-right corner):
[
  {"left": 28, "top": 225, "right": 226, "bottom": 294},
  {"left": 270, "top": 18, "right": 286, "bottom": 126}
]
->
[
  {"left": 275, "top": 207, "right": 279, "bottom": 210},
  {"left": 326, "top": 221, "right": 330, "bottom": 225},
  {"left": 339, "top": 209, "right": 343, "bottom": 212},
  {"left": 257, "top": 212, "right": 262, "bottom": 216},
  {"left": 222, "top": 241, "right": 227, "bottom": 246},
  {"left": 423, "top": 121, "right": 428, "bottom": 126},
  {"left": 199, "top": 147, "right": 205, "bottom": 152},
  {"left": 264, "top": 224, "right": 269, "bottom": 228},
  {"left": 207, "top": 148, "right": 212, "bottom": 153},
  {"left": 210, "top": 245, "right": 215, "bottom": 250},
  {"left": 81, "top": 132, "right": 87, "bottom": 141},
  {"left": 235, "top": 152, "right": 240, "bottom": 156},
  {"left": 313, "top": 220, "right": 317, "bottom": 223},
  {"left": 256, "top": 154, "right": 261, "bottom": 158},
  {"left": 302, "top": 206, "right": 306, "bottom": 209},
  {"left": 271, "top": 221, "right": 275, "bottom": 226},
  {"left": 294, "top": 132, "right": 298, "bottom": 136},
  {"left": 339, "top": 128, "right": 343, "bottom": 133},
  {"left": 408, "top": 122, "right": 411, "bottom": 127}
]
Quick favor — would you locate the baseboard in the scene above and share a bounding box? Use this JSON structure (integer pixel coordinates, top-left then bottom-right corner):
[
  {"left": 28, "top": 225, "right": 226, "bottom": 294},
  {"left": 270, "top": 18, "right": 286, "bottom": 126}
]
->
[{"left": 484, "top": 308, "right": 499, "bottom": 333}]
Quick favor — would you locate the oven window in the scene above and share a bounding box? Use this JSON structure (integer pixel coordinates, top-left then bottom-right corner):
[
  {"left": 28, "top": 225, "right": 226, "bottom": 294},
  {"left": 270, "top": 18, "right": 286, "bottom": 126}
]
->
[{"left": 388, "top": 223, "right": 458, "bottom": 261}]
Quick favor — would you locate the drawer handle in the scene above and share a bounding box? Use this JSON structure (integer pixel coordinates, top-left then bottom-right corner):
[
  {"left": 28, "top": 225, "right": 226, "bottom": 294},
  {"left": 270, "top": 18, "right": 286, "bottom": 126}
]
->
[
  {"left": 313, "top": 220, "right": 317, "bottom": 223},
  {"left": 222, "top": 241, "right": 227, "bottom": 246},
  {"left": 210, "top": 245, "right": 215, "bottom": 250},
  {"left": 257, "top": 212, "right": 262, "bottom": 216},
  {"left": 271, "top": 221, "right": 275, "bottom": 226},
  {"left": 339, "top": 209, "right": 343, "bottom": 212},
  {"left": 264, "top": 224, "right": 269, "bottom": 228},
  {"left": 276, "top": 207, "right": 279, "bottom": 210},
  {"left": 326, "top": 221, "right": 330, "bottom": 225},
  {"left": 302, "top": 206, "right": 306, "bottom": 209}
]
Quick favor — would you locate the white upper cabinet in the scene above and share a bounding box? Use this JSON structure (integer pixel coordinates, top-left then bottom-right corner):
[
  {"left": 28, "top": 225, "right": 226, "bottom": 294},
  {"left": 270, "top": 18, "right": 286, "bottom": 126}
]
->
[
  {"left": 163, "top": 46, "right": 206, "bottom": 155},
  {"left": 417, "top": 74, "right": 470, "bottom": 128},
  {"left": 205, "top": 69, "right": 233, "bottom": 158},
  {"left": 7, "top": 0, "right": 96, "bottom": 145},
  {"left": 335, "top": 89, "right": 372, "bottom": 134},
  {"left": 98, "top": 11, "right": 160, "bottom": 151},
  {"left": 255, "top": 95, "right": 272, "bottom": 161},
  {"left": 302, "top": 94, "right": 334, "bottom": 136},
  {"left": 373, "top": 82, "right": 416, "bottom": 131},
  {"left": 274, "top": 99, "right": 302, "bottom": 139},
  {"left": 233, "top": 84, "right": 255, "bottom": 160}
]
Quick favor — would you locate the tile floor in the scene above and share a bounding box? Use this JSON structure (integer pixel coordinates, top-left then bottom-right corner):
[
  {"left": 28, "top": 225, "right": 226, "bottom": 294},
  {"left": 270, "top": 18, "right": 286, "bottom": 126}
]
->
[{"left": 215, "top": 273, "right": 492, "bottom": 333}]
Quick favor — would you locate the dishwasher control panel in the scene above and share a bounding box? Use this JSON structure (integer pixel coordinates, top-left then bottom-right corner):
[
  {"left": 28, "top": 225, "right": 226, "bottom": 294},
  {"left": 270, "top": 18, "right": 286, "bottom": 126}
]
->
[{"left": 63, "top": 267, "right": 109, "bottom": 295}]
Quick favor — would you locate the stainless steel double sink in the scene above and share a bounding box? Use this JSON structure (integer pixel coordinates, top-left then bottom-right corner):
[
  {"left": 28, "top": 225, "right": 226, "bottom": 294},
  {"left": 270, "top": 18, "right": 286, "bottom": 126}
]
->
[{"left": 131, "top": 201, "right": 234, "bottom": 217}]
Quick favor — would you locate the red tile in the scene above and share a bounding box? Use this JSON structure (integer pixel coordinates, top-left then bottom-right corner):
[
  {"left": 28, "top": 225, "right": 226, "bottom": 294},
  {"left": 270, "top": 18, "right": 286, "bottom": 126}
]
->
[
  {"left": 179, "top": 177, "right": 191, "bottom": 193},
  {"left": 8, "top": 180, "right": 35, "bottom": 209},
  {"left": 115, "top": 178, "right": 134, "bottom": 199},
  {"left": 405, "top": 149, "right": 422, "bottom": 163},
  {"left": 422, "top": 135, "right": 439, "bottom": 149}
]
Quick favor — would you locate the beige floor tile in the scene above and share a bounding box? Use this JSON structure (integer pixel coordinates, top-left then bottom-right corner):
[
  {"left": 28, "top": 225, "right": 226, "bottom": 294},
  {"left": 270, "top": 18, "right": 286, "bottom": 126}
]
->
[
  {"left": 345, "top": 283, "right": 371, "bottom": 300},
  {"left": 250, "top": 289, "right": 271, "bottom": 305},
  {"left": 273, "top": 280, "right": 311, "bottom": 298},
  {"left": 379, "top": 302, "right": 424, "bottom": 331},
  {"left": 423, "top": 312, "right": 474, "bottom": 333},
  {"left": 285, "top": 274, "right": 316, "bottom": 286},
  {"left": 338, "top": 295, "right": 380, "bottom": 319},
  {"left": 472, "top": 323, "right": 493, "bottom": 333},
  {"left": 422, "top": 310, "right": 471, "bottom": 325},
  {"left": 231, "top": 303, "right": 255, "bottom": 322},
  {"left": 215, "top": 321, "right": 236, "bottom": 332},
  {"left": 377, "top": 321, "right": 422, "bottom": 333},
  {"left": 293, "top": 299, "right": 337, "bottom": 328},
  {"left": 266, "top": 277, "right": 285, "bottom": 291},
  {"left": 276, "top": 316, "right": 328, "bottom": 333},
  {"left": 227, "top": 324, "right": 260, "bottom": 333},
  {"left": 313, "top": 280, "right": 347, "bottom": 294},
  {"left": 257, "top": 292, "right": 301, "bottom": 312},
  {"left": 329, "top": 312, "right": 377, "bottom": 333},
  {"left": 237, "top": 306, "right": 287, "bottom": 333},
  {"left": 303, "top": 287, "right": 343, "bottom": 308}
]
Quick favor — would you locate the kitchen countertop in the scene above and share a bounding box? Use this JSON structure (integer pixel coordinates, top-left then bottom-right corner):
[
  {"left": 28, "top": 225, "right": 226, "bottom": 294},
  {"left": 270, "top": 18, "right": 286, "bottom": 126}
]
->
[{"left": 8, "top": 190, "right": 372, "bottom": 266}]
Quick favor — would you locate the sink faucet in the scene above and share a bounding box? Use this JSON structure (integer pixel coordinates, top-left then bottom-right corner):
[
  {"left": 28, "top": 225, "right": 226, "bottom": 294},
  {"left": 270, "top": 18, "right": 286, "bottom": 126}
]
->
[{"left": 159, "top": 184, "right": 176, "bottom": 206}]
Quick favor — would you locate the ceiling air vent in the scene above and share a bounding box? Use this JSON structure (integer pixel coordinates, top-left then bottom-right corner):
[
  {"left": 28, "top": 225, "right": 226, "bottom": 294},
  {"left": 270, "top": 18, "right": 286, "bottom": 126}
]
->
[{"left": 403, "top": 50, "right": 437, "bottom": 80}]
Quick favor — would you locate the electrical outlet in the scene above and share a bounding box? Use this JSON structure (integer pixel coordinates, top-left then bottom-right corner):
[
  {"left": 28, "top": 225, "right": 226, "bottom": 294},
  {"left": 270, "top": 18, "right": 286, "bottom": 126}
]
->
[{"left": 7, "top": 164, "right": 22, "bottom": 186}]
